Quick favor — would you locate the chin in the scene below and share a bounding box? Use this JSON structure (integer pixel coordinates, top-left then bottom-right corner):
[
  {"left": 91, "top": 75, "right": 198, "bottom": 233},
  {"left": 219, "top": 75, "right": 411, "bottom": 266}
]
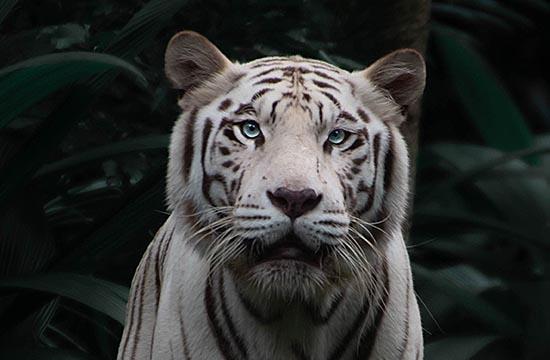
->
[
  {"left": 228, "top": 234, "right": 342, "bottom": 303},
  {"left": 242, "top": 260, "right": 329, "bottom": 302}
]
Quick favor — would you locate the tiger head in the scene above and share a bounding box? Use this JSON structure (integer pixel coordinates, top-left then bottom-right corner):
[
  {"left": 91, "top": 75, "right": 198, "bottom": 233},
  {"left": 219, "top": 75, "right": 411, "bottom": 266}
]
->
[{"left": 165, "top": 31, "right": 425, "bottom": 304}]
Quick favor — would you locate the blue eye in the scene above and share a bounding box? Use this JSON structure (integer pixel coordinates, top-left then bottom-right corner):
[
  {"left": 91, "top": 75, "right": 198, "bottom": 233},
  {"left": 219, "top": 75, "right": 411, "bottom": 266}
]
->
[
  {"left": 240, "top": 120, "right": 261, "bottom": 139},
  {"left": 328, "top": 129, "right": 347, "bottom": 145}
]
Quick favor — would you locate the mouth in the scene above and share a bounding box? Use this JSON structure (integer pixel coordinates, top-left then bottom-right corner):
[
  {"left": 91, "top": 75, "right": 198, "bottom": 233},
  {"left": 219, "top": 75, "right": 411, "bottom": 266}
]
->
[{"left": 254, "top": 233, "right": 326, "bottom": 267}]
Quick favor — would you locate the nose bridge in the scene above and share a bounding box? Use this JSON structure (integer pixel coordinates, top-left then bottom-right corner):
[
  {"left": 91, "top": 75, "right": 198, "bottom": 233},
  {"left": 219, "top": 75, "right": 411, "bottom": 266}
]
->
[{"left": 267, "top": 127, "right": 319, "bottom": 190}]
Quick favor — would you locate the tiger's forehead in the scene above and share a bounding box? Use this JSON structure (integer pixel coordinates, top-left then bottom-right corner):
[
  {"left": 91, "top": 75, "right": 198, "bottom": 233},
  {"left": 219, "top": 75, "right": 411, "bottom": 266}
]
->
[
  {"left": 213, "top": 56, "right": 369, "bottom": 127},
  {"left": 243, "top": 56, "right": 349, "bottom": 94},
  {"left": 245, "top": 56, "right": 347, "bottom": 76}
]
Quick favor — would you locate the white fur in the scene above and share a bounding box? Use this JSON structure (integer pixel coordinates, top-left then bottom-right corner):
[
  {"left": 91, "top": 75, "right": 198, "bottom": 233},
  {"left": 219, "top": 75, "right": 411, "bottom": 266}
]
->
[{"left": 118, "top": 49, "right": 425, "bottom": 360}]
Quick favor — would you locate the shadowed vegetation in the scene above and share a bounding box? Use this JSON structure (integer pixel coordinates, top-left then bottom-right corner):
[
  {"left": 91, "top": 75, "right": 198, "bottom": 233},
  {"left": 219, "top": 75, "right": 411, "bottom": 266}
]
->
[{"left": 0, "top": 0, "right": 548, "bottom": 359}]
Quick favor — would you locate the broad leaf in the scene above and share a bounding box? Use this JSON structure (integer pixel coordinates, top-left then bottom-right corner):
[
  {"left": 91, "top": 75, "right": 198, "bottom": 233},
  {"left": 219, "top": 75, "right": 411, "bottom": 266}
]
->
[{"left": 0, "top": 52, "right": 147, "bottom": 129}]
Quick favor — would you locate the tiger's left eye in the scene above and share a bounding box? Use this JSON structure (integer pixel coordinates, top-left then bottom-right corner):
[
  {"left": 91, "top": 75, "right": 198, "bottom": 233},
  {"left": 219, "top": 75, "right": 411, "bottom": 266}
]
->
[
  {"left": 327, "top": 129, "right": 348, "bottom": 145},
  {"left": 240, "top": 120, "right": 262, "bottom": 139}
]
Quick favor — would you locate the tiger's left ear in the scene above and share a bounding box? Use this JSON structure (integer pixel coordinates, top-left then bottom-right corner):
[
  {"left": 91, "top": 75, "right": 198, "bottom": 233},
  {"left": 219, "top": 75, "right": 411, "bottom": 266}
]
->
[
  {"left": 361, "top": 49, "right": 426, "bottom": 109},
  {"left": 165, "top": 31, "right": 232, "bottom": 92}
]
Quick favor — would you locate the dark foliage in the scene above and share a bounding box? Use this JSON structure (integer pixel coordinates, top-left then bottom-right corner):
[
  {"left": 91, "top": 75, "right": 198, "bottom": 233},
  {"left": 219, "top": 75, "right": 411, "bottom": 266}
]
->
[{"left": 0, "top": 0, "right": 548, "bottom": 359}]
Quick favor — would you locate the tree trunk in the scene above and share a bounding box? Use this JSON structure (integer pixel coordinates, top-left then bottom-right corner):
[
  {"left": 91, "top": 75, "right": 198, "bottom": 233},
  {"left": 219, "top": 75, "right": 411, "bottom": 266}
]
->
[{"left": 336, "top": 0, "right": 431, "bottom": 236}]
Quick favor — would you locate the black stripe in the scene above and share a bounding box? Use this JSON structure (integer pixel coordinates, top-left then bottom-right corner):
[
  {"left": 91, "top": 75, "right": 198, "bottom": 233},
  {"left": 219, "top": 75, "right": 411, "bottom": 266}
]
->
[
  {"left": 201, "top": 120, "right": 213, "bottom": 170},
  {"left": 254, "top": 77, "right": 283, "bottom": 85},
  {"left": 270, "top": 100, "right": 280, "bottom": 123},
  {"left": 222, "top": 128, "right": 241, "bottom": 144},
  {"left": 250, "top": 58, "right": 288, "bottom": 68},
  {"left": 313, "top": 79, "right": 339, "bottom": 91},
  {"left": 251, "top": 67, "right": 282, "bottom": 79},
  {"left": 357, "top": 108, "right": 370, "bottom": 123},
  {"left": 205, "top": 274, "right": 239, "bottom": 360},
  {"left": 291, "top": 343, "right": 311, "bottom": 360},
  {"left": 129, "top": 246, "right": 155, "bottom": 359},
  {"left": 313, "top": 70, "right": 341, "bottom": 83},
  {"left": 309, "top": 63, "right": 341, "bottom": 74},
  {"left": 357, "top": 134, "right": 380, "bottom": 215},
  {"left": 327, "top": 296, "right": 371, "bottom": 360},
  {"left": 238, "top": 289, "right": 281, "bottom": 324},
  {"left": 219, "top": 272, "right": 249, "bottom": 359},
  {"left": 339, "top": 111, "right": 359, "bottom": 123},
  {"left": 355, "top": 259, "right": 390, "bottom": 359},
  {"left": 310, "top": 291, "right": 344, "bottom": 324},
  {"left": 251, "top": 88, "right": 272, "bottom": 102},
  {"left": 182, "top": 109, "right": 198, "bottom": 181},
  {"left": 345, "top": 138, "right": 365, "bottom": 152},
  {"left": 234, "top": 103, "right": 255, "bottom": 115},
  {"left": 383, "top": 131, "right": 394, "bottom": 192},
  {"left": 218, "top": 99, "right": 233, "bottom": 111},
  {"left": 317, "top": 102, "right": 324, "bottom": 124},
  {"left": 321, "top": 91, "right": 341, "bottom": 109},
  {"left": 398, "top": 276, "right": 412, "bottom": 360},
  {"left": 234, "top": 169, "right": 246, "bottom": 194}
]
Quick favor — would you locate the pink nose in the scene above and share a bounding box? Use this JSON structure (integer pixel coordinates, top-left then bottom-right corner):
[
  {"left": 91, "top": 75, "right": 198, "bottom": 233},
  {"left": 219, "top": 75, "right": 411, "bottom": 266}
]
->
[{"left": 267, "top": 188, "right": 322, "bottom": 220}]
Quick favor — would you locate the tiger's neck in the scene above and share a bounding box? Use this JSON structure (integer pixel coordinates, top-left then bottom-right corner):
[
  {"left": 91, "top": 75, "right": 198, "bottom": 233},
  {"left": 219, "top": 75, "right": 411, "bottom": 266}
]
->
[
  {"left": 153, "top": 218, "right": 412, "bottom": 360},
  {"left": 201, "top": 265, "right": 387, "bottom": 360}
]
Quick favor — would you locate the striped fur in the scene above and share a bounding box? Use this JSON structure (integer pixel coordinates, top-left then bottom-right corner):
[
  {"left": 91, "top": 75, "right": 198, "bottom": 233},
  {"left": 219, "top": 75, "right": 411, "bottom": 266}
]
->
[{"left": 118, "top": 31, "right": 425, "bottom": 360}]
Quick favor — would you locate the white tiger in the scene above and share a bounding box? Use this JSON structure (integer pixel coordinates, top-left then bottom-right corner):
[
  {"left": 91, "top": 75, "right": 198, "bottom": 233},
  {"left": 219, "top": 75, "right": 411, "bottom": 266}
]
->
[{"left": 117, "top": 31, "right": 426, "bottom": 360}]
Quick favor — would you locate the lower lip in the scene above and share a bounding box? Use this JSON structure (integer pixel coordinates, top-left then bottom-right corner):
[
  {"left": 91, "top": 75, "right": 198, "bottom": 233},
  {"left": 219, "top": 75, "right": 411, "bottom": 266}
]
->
[{"left": 256, "top": 247, "right": 321, "bottom": 267}]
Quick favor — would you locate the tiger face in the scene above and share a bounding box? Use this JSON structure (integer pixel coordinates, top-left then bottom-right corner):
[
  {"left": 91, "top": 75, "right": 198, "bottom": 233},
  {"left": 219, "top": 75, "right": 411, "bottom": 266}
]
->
[{"left": 165, "top": 32, "right": 425, "bottom": 303}]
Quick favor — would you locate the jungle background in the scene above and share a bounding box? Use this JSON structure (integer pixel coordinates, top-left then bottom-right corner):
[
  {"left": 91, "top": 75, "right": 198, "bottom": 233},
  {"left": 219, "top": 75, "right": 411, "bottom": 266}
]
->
[{"left": 0, "top": 0, "right": 549, "bottom": 359}]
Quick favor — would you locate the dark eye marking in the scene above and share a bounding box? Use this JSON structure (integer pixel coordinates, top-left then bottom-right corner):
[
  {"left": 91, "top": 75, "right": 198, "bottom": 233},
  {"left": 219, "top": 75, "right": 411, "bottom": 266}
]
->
[
  {"left": 251, "top": 88, "right": 272, "bottom": 102},
  {"left": 357, "top": 108, "right": 370, "bottom": 123},
  {"left": 344, "top": 138, "right": 365, "bottom": 152},
  {"left": 223, "top": 128, "right": 242, "bottom": 144},
  {"left": 235, "top": 103, "right": 256, "bottom": 116},
  {"left": 218, "top": 99, "right": 233, "bottom": 111},
  {"left": 270, "top": 100, "right": 280, "bottom": 123},
  {"left": 338, "top": 111, "right": 358, "bottom": 123},
  {"left": 352, "top": 154, "right": 368, "bottom": 166}
]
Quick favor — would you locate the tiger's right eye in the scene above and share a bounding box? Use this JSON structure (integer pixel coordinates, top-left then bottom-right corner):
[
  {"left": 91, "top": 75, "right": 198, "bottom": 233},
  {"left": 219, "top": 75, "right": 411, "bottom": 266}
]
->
[
  {"left": 240, "top": 120, "right": 262, "bottom": 139},
  {"left": 327, "top": 129, "right": 348, "bottom": 145}
]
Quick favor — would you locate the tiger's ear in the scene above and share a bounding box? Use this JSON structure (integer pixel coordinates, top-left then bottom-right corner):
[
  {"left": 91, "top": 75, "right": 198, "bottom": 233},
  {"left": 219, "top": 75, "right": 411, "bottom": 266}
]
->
[
  {"left": 165, "top": 31, "right": 232, "bottom": 91},
  {"left": 361, "top": 49, "right": 426, "bottom": 108}
]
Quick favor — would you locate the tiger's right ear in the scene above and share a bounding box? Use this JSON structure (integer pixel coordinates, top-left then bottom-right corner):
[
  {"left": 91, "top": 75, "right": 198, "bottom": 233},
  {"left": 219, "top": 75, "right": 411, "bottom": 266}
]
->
[{"left": 165, "top": 31, "right": 232, "bottom": 91}]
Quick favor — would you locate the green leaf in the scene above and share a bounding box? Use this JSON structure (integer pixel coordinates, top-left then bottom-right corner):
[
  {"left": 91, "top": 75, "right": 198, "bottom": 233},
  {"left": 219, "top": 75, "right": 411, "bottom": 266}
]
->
[
  {"left": 414, "top": 264, "right": 521, "bottom": 335},
  {"left": 0, "top": 272, "right": 128, "bottom": 324},
  {"left": 414, "top": 208, "right": 544, "bottom": 248},
  {"left": 38, "top": 23, "right": 90, "bottom": 50},
  {"left": 0, "top": 0, "right": 18, "bottom": 26},
  {"left": 103, "top": 0, "right": 190, "bottom": 58},
  {"left": 34, "top": 135, "right": 169, "bottom": 178},
  {"left": 0, "top": 52, "right": 147, "bottom": 129},
  {"left": 425, "top": 335, "right": 498, "bottom": 360},
  {"left": 59, "top": 179, "right": 166, "bottom": 272},
  {"left": 0, "top": 0, "right": 188, "bottom": 208},
  {"left": 433, "top": 28, "right": 533, "bottom": 152}
]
